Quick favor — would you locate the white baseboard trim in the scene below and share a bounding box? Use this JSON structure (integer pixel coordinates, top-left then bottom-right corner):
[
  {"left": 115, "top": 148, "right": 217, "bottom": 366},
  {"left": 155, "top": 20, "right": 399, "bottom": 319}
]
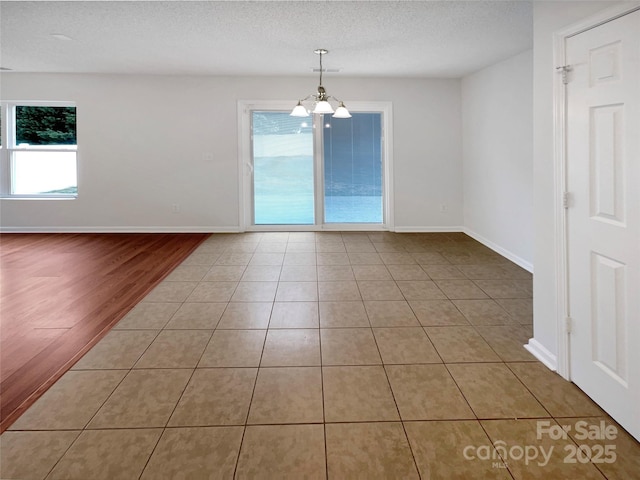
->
[
  {"left": 0, "top": 226, "right": 242, "bottom": 234},
  {"left": 524, "top": 338, "right": 557, "bottom": 371},
  {"left": 463, "top": 228, "right": 533, "bottom": 273},
  {"left": 393, "top": 226, "right": 464, "bottom": 233}
]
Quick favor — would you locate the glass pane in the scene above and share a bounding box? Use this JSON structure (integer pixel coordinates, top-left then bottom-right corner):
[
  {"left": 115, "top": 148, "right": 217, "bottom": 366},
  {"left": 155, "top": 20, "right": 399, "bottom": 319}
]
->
[
  {"left": 324, "top": 113, "right": 383, "bottom": 223},
  {"left": 16, "top": 106, "right": 76, "bottom": 146},
  {"left": 12, "top": 151, "right": 77, "bottom": 194},
  {"left": 252, "top": 112, "right": 314, "bottom": 225}
]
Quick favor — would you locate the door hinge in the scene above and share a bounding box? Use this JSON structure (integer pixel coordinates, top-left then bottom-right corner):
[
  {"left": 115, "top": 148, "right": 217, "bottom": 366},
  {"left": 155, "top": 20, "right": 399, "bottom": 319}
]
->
[
  {"left": 565, "top": 316, "right": 572, "bottom": 334},
  {"left": 556, "top": 65, "right": 572, "bottom": 85},
  {"left": 563, "top": 192, "right": 571, "bottom": 209}
]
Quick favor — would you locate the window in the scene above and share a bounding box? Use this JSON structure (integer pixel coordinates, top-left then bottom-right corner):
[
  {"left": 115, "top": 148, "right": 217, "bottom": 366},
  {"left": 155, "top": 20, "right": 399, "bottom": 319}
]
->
[{"left": 0, "top": 102, "right": 77, "bottom": 197}]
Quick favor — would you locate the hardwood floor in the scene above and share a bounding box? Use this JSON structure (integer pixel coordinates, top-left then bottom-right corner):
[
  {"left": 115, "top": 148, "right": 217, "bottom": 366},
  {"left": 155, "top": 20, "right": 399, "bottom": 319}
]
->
[{"left": 0, "top": 233, "right": 208, "bottom": 432}]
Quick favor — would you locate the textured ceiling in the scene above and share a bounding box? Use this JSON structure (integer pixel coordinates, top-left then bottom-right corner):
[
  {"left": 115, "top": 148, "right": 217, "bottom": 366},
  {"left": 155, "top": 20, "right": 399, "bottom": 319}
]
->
[{"left": 0, "top": 1, "right": 533, "bottom": 78}]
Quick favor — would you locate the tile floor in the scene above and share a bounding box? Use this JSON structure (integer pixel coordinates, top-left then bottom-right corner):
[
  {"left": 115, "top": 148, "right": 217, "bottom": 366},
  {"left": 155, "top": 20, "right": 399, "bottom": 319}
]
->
[{"left": 2, "top": 232, "right": 639, "bottom": 479}]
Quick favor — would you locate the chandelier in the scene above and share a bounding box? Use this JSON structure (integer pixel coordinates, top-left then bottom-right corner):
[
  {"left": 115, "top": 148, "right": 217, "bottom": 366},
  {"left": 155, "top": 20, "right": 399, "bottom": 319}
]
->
[{"left": 290, "top": 49, "right": 351, "bottom": 118}]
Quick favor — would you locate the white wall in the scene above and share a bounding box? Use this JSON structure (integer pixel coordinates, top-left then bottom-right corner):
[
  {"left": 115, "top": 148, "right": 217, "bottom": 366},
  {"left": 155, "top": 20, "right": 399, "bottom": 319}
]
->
[
  {"left": 0, "top": 74, "right": 462, "bottom": 231},
  {"left": 531, "top": 1, "right": 625, "bottom": 368},
  {"left": 462, "top": 49, "right": 533, "bottom": 270}
]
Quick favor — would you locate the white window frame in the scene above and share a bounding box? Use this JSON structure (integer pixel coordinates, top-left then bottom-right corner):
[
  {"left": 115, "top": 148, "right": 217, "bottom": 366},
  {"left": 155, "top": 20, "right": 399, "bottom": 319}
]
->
[
  {"left": 0, "top": 101, "right": 78, "bottom": 198},
  {"left": 237, "top": 100, "right": 394, "bottom": 231}
]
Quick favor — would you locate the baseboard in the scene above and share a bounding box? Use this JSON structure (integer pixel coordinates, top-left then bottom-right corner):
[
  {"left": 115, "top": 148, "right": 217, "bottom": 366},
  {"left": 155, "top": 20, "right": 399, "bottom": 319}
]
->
[
  {"left": 524, "top": 338, "right": 557, "bottom": 371},
  {"left": 393, "top": 226, "right": 464, "bottom": 233},
  {"left": 463, "top": 228, "right": 533, "bottom": 273},
  {"left": 0, "top": 226, "right": 242, "bottom": 233}
]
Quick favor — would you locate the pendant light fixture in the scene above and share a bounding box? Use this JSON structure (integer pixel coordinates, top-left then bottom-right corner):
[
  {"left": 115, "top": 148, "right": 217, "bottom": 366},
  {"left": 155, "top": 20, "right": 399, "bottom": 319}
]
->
[{"left": 290, "top": 49, "right": 351, "bottom": 119}]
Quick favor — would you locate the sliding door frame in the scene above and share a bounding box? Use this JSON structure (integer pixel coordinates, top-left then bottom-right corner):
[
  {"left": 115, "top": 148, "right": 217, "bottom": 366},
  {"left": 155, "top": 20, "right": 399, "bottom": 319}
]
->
[{"left": 237, "top": 100, "right": 393, "bottom": 232}]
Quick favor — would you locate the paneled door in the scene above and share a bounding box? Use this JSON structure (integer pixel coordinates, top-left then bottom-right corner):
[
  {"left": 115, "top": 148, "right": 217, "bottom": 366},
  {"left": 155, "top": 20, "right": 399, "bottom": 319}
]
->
[{"left": 566, "top": 9, "right": 640, "bottom": 440}]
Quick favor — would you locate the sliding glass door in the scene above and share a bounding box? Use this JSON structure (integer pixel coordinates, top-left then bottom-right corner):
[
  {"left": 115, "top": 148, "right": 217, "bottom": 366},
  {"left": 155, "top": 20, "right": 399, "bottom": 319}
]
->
[{"left": 245, "top": 104, "right": 389, "bottom": 229}]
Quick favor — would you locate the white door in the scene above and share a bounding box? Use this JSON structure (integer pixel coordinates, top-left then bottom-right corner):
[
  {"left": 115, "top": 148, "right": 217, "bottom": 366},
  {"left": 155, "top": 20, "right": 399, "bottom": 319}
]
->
[{"left": 566, "top": 9, "right": 640, "bottom": 440}]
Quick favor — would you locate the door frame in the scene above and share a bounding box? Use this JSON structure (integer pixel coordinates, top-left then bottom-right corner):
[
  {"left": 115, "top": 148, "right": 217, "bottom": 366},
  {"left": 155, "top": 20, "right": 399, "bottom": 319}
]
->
[
  {"left": 237, "top": 100, "right": 394, "bottom": 232},
  {"left": 552, "top": 2, "right": 640, "bottom": 380}
]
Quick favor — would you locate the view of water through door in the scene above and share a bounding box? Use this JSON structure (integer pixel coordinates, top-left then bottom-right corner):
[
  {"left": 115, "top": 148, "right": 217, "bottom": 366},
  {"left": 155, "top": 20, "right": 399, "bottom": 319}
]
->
[{"left": 251, "top": 110, "right": 383, "bottom": 226}]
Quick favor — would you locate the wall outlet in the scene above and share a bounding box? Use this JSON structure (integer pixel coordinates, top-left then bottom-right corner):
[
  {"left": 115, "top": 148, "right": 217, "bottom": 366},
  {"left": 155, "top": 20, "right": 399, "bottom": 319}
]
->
[{"left": 171, "top": 203, "right": 180, "bottom": 213}]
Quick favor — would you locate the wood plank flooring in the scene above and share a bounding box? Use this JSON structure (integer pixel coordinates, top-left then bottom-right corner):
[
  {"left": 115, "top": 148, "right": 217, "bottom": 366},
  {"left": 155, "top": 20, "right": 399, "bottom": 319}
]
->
[{"left": 0, "top": 233, "right": 208, "bottom": 432}]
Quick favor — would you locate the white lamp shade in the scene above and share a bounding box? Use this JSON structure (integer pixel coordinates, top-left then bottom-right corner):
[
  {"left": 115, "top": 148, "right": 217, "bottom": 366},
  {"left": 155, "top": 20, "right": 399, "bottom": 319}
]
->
[
  {"left": 313, "top": 100, "right": 334, "bottom": 114},
  {"left": 290, "top": 103, "right": 309, "bottom": 117},
  {"left": 333, "top": 105, "right": 352, "bottom": 118}
]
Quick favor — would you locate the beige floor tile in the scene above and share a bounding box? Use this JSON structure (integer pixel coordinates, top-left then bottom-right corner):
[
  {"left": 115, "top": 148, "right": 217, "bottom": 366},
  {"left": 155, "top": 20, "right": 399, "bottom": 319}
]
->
[
  {"left": 475, "top": 326, "right": 536, "bottom": 362},
  {"left": 448, "top": 363, "right": 548, "bottom": 419},
  {"left": 168, "top": 368, "right": 257, "bottom": 426},
  {"left": 140, "top": 426, "right": 243, "bottom": 480},
  {"left": 364, "top": 300, "right": 420, "bottom": 327},
  {"left": 326, "top": 422, "right": 419, "bottom": 479},
  {"left": 164, "top": 302, "right": 226, "bottom": 329},
  {"left": 352, "top": 264, "right": 393, "bottom": 280},
  {"left": 72, "top": 330, "right": 157, "bottom": 370},
  {"left": 186, "top": 281, "right": 238, "bottom": 302},
  {"left": 269, "top": 301, "right": 319, "bottom": 328},
  {"left": 10, "top": 370, "right": 126, "bottom": 430},
  {"left": 217, "top": 302, "right": 272, "bottom": 329},
  {"left": 316, "top": 252, "right": 350, "bottom": 265},
  {"left": 379, "top": 252, "right": 417, "bottom": 265},
  {"left": 508, "top": 362, "right": 605, "bottom": 417},
  {"left": 564, "top": 417, "right": 640, "bottom": 480},
  {"left": 283, "top": 252, "right": 316, "bottom": 266},
  {"left": 198, "top": 329, "right": 266, "bottom": 367},
  {"left": 386, "top": 264, "right": 430, "bottom": 281},
  {"left": 143, "top": 281, "right": 199, "bottom": 302},
  {"left": 495, "top": 298, "right": 534, "bottom": 324},
  {"left": 425, "top": 326, "right": 501, "bottom": 362},
  {"left": 453, "top": 299, "right": 515, "bottom": 325},
  {"left": 255, "top": 241, "right": 287, "bottom": 253},
  {"left": 280, "top": 265, "right": 317, "bottom": 281},
  {"left": 288, "top": 232, "right": 315, "bottom": 242},
  {"left": 275, "top": 281, "right": 318, "bottom": 301},
  {"left": 410, "top": 252, "right": 450, "bottom": 264},
  {"left": 421, "top": 264, "right": 466, "bottom": 279},
  {"left": 224, "top": 244, "right": 257, "bottom": 254},
  {"left": 435, "top": 280, "right": 489, "bottom": 300},
  {"left": 474, "top": 279, "right": 531, "bottom": 299},
  {"left": 457, "top": 264, "right": 513, "bottom": 280},
  {"left": 405, "top": 420, "right": 510, "bottom": 479},
  {"left": 373, "top": 241, "right": 407, "bottom": 253},
  {"left": 358, "top": 280, "right": 404, "bottom": 300},
  {"left": 260, "top": 329, "right": 321, "bottom": 367},
  {"left": 320, "top": 328, "right": 382, "bottom": 365},
  {"left": 248, "top": 253, "right": 284, "bottom": 266},
  {"left": 409, "top": 300, "right": 469, "bottom": 326},
  {"left": 214, "top": 253, "right": 253, "bottom": 265},
  {"left": 319, "top": 301, "right": 370, "bottom": 327},
  {"left": 347, "top": 252, "right": 383, "bottom": 265},
  {"left": 386, "top": 365, "right": 474, "bottom": 420},
  {"left": 240, "top": 264, "right": 281, "bottom": 281},
  {"left": 134, "top": 330, "right": 212, "bottom": 369},
  {"left": 230, "top": 281, "right": 277, "bottom": 302},
  {"left": 114, "top": 302, "right": 180, "bottom": 329},
  {"left": 316, "top": 242, "right": 347, "bottom": 253},
  {"left": 373, "top": 327, "right": 441, "bottom": 364},
  {"left": 345, "top": 242, "right": 377, "bottom": 253},
  {"left": 318, "top": 280, "right": 362, "bottom": 301},
  {"left": 397, "top": 280, "right": 447, "bottom": 300},
  {"left": 286, "top": 242, "right": 316, "bottom": 253},
  {"left": 317, "top": 265, "right": 354, "bottom": 281},
  {"left": 164, "top": 264, "right": 210, "bottom": 282},
  {"left": 323, "top": 366, "right": 399, "bottom": 422},
  {"left": 47, "top": 429, "right": 162, "bottom": 480},
  {"left": 181, "top": 252, "right": 220, "bottom": 266},
  {"left": 87, "top": 369, "right": 191, "bottom": 428},
  {"left": 235, "top": 424, "right": 326, "bottom": 479},
  {"left": 481, "top": 419, "right": 604, "bottom": 479},
  {"left": 202, "top": 265, "right": 246, "bottom": 281},
  {"left": 247, "top": 367, "right": 323, "bottom": 424},
  {"left": 0, "top": 431, "right": 80, "bottom": 480}
]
